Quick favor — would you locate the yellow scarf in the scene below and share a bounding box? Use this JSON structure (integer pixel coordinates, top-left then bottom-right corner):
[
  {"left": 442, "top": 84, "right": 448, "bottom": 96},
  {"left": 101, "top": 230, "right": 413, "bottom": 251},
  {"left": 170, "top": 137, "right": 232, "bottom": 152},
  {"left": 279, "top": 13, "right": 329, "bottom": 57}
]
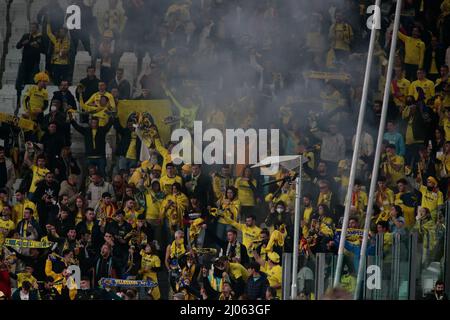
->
[{"left": 170, "top": 238, "right": 186, "bottom": 259}]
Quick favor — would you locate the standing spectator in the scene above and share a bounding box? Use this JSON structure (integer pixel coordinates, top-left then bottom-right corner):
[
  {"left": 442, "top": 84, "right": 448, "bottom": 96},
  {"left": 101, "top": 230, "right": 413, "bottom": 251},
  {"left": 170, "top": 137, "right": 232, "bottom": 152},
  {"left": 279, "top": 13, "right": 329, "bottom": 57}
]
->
[
  {"left": 54, "top": 147, "right": 81, "bottom": 183},
  {"left": 51, "top": 80, "right": 77, "bottom": 112},
  {"left": 86, "top": 173, "right": 114, "bottom": 209},
  {"left": 15, "top": 23, "right": 43, "bottom": 97},
  {"left": 108, "top": 68, "right": 131, "bottom": 100},
  {"left": 398, "top": 27, "right": 426, "bottom": 80},
  {"left": 0, "top": 147, "right": 16, "bottom": 195},
  {"left": 78, "top": 66, "right": 101, "bottom": 103},
  {"left": 383, "top": 121, "right": 406, "bottom": 157},
  {"left": 328, "top": 11, "right": 353, "bottom": 65},
  {"left": 46, "top": 23, "right": 70, "bottom": 85},
  {"left": 246, "top": 261, "right": 269, "bottom": 300},
  {"left": 114, "top": 118, "right": 141, "bottom": 171},
  {"left": 40, "top": 123, "right": 65, "bottom": 171},
  {"left": 424, "top": 280, "right": 448, "bottom": 300},
  {"left": 424, "top": 35, "right": 446, "bottom": 82},
  {"left": 68, "top": 0, "right": 97, "bottom": 80},
  {"left": 22, "top": 72, "right": 49, "bottom": 122},
  {"left": 69, "top": 113, "right": 113, "bottom": 177}
]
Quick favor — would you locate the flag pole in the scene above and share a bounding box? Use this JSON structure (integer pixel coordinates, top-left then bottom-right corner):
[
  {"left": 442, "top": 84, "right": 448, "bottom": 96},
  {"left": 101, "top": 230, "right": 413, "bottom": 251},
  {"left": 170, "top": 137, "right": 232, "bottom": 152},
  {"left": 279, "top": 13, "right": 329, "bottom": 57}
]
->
[
  {"left": 291, "top": 155, "right": 303, "bottom": 299},
  {"left": 354, "top": 0, "right": 403, "bottom": 299},
  {"left": 333, "top": 0, "right": 381, "bottom": 288}
]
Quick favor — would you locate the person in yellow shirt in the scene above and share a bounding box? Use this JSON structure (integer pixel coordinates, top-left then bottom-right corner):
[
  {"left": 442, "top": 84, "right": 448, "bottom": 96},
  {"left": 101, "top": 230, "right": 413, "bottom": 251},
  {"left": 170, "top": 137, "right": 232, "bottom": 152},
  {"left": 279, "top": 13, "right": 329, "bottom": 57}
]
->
[
  {"left": 375, "top": 176, "right": 395, "bottom": 217},
  {"left": 46, "top": 23, "right": 70, "bottom": 85},
  {"left": 380, "top": 144, "right": 405, "bottom": 188},
  {"left": 416, "top": 176, "right": 444, "bottom": 222},
  {"left": 391, "top": 67, "right": 411, "bottom": 109},
  {"left": 409, "top": 69, "right": 435, "bottom": 101},
  {"left": 79, "top": 93, "right": 113, "bottom": 127},
  {"left": 442, "top": 108, "right": 450, "bottom": 142},
  {"left": 23, "top": 149, "right": 49, "bottom": 197},
  {"left": 221, "top": 214, "right": 261, "bottom": 258},
  {"left": 398, "top": 27, "right": 425, "bottom": 80},
  {"left": 84, "top": 82, "right": 116, "bottom": 111},
  {"left": 138, "top": 242, "right": 161, "bottom": 300},
  {"left": 0, "top": 206, "right": 15, "bottom": 246},
  {"left": 23, "top": 72, "right": 49, "bottom": 120},
  {"left": 160, "top": 183, "right": 189, "bottom": 237},
  {"left": 216, "top": 186, "right": 241, "bottom": 225},
  {"left": 395, "top": 179, "right": 418, "bottom": 228},
  {"left": 234, "top": 167, "right": 258, "bottom": 218},
  {"left": 123, "top": 198, "right": 143, "bottom": 228},
  {"left": 301, "top": 195, "right": 314, "bottom": 239},
  {"left": 350, "top": 180, "right": 368, "bottom": 219},
  {"left": 329, "top": 11, "right": 353, "bottom": 63},
  {"left": 13, "top": 190, "right": 38, "bottom": 223},
  {"left": 212, "top": 165, "right": 235, "bottom": 202},
  {"left": 160, "top": 163, "right": 183, "bottom": 196},
  {"left": 254, "top": 251, "right": 282, "bottom": 299}
]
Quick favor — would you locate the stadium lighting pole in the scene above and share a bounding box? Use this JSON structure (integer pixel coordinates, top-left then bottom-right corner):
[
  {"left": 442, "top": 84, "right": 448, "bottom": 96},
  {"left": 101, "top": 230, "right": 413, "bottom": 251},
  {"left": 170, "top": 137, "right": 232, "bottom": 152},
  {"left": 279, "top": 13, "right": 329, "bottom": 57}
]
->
[
  {"left": 354, "top": 0, "right": 403, "bottom": 300},
  {"left": 333, "top": 0, "right": 381, "bottom": 288}
]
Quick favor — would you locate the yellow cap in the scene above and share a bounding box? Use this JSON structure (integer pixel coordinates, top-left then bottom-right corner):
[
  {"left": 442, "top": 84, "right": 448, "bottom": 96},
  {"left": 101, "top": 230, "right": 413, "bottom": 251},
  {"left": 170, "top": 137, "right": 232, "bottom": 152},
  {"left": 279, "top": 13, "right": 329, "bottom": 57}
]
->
[{"left": 34, "top": 71, "right": 49, "bottom": 83}]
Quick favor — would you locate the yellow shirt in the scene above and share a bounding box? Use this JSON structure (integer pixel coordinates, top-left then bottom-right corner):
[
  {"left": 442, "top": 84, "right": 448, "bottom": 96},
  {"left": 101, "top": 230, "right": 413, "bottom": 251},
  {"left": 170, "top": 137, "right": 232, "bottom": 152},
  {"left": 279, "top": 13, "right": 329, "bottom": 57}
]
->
[
  {"left": 125, "top": 132, "right": 138, "bottom": 160},
  {"left": 302, "top": 207, "right": 314, "bottom": 238},
  {"left": 17, "top": 272, "right": 38, "bottom": 288},
  {"left": 140, "top": 250, "right": 161, "bottom": 281},
  {"left": 154, "top": 138, "right": 174, "bottom": 177},
  {"left": 13, "top": 200, "right": 38, "bottom": 223},
  {"left": 145, "top": 192, "right": 162, "bottom": 220},
  {"left": 398, "top": 32, "right": 425, "bottom": 67},
  {"left": 161, "top": 193, "right": 189, "bottom": 228},
  {"left": 222, "top": 216, "right": 261, "bottom": 257},
  {"left": 391, "top": 78, "right": 411, "bottom": 107},
  {"left": 443, "top": 118, "right": 450, "bottom": 142},
  {"left": 85, "top": 92, "right": 116, "bottom": 111},
  {"left": 382, "top": 155, "right": 405, "bottom": 187},
  {"left": 264, "top": 262, "right": 282, "bottom": 298},
  {"left": 29, "top": 165, "right": 49, "bottom": 193},
  {"left": 409, "top": 79, "right": 435, "bottom": 101},
  {"left": 234, "top": 177, "right": 257, "bottom": 207},
  {"left": 330, "top": 23, "right": 353, "bottom": 51},
  {"left": 0, "top": 218, "right": 15, "bottom": 245},
  {"left": 419, "top": 185, "right": 444, "bottom": 220},
  {"left": 24, "top": 85, "right": 48, "bottom": 115},
  {"left": 47, "top": 24, "right": 70, "bottom": 65},
  {"left": 160, "top": 175, "right": 183, "bottom": 195}
]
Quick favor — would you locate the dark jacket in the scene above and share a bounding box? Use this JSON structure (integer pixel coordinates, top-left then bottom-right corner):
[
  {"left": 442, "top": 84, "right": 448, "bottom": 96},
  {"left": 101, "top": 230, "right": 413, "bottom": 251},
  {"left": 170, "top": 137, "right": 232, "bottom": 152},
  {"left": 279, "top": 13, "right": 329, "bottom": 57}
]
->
[
  {"left": 52, "top": 90, "right": 77, "bottom": 110},
  {"left": 12, "top": 288, "right": 40, "bottom": 300},
  {"left": 108, "top": 78, "right": 131, "bottom": 100},
  {"left": 16, "top": 33, "right": 43, "bottom": 66},
  {"left": 40, "top": 132, "right": 65, "bottom": 159},
  {"left": 79, "top": 76, "right": 101, "bottom": 102},
  {"left": 113, "top": 118, "right": 142, "bottom": 159},
  {"left": 424, "top": 45, "right": 446, "bottom": 75},
  {"left": 54, "top": 155, "right": 81, "bottom": 182},
  {"left": 221, "top": 241, "right": 249, "bottom": 267},
  {"left": 16, "top": 218, "right": 43, "bottom": 239},
  {"left": 183, "top": 174, "right": 214, "bottom": 208},
  {"left": 70, "top": 119, "right": 113, "bottom": 157},
  {"left": 246, "top": 272, "right": 270, "bottom": 300}
]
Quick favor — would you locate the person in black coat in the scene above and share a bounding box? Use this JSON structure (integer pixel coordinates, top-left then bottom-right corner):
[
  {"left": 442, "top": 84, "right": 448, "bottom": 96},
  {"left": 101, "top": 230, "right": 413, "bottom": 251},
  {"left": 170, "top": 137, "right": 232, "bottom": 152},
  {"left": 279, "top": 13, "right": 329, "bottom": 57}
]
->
[
  {"left": 246, "top": 262, "right": 269, "bottom": 300},
  {"left": 15, "top": 22, "right": 43, "bottom": 94},
  {"left": 40, "top": 122, "right": 66, "bottom": 170},
  {"left": 54, "top": 146, "right": 81, "bottom": 183},
  {"left": 33, "top": 172, "right": 60, "bottom": 227},
  {"left": 11, "top": 281, "right": 40, "bottom": 300},
  {"left": 183, "top": 164, "right": 214, "bottom": 209},
  {"left": 51, "top": 80, "right": 77, "bottom": 110},
  {"left": 108, "top": 68, "right": 132, "bottom": 100},
  {"left": 77, "top": 66, "right": 101, "bottom": 103},
  {"left": 69, "top": 113, "right": 113, "bottom": 177},
  {"left": 424, "top": 36, "right": 446, "bottom": 82},
  {"left": 423, "top": 281, "right": 448, "bottom": 300}
]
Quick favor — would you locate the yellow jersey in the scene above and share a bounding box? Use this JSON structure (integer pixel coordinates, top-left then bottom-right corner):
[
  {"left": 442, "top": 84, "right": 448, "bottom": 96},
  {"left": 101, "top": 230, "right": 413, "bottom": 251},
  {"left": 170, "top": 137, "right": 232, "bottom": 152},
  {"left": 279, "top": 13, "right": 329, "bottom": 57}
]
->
[
  {"left": 13, "top": 199, "right": 38, "bottom": 223},
  {"left": 29, "top": 165, "right": 49, "bottom": 193},
  {"left": 234, "top": 177, "right": 257, "bottom": 207},
  {"left": 398, "top": 32, "right": 425, "bottom": 67},
  {"left": 419, "top": 185, "right": 444, "bottom": 220},
  {"left": 159, "top": 175, "right": 183, "bottom": 195},
  {"left": 409, "top": 79, "right": 435, "bottom": 101},
  {"left": 24, "top": 85, "right": 48, "bottom": 115},
  {"left": 0, "top": 218, "right": 15, "bottom": 245}
]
